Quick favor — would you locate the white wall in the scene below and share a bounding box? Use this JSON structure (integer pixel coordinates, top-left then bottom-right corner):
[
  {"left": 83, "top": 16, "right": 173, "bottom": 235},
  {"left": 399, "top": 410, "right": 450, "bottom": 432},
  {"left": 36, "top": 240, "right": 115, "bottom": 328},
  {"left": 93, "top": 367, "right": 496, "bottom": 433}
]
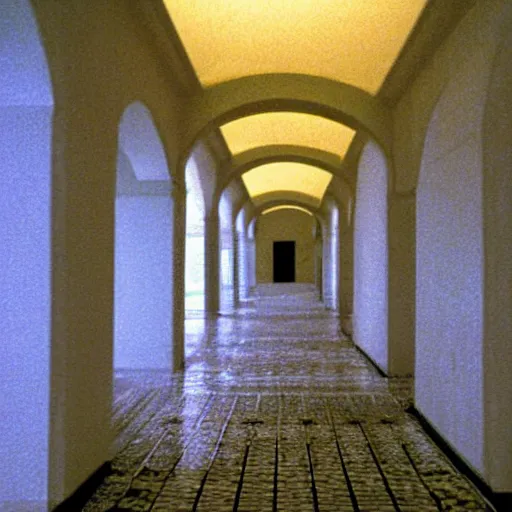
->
[
  {"left": 0, "top": 108, "right": 52, "bottom": 510},
  {"left": 353, "top": 140, "right": 388, "bottom": 372},
  {"left": 390, "top": 0, "right": 510, "bottom": 489},
  {"left": 0, "top": 2, "right": 53, "bottom": 507},
  {"left": 415, "top": 18, "right": 491, "bottom": 476},
  {"left": 114, "top": 153, "right": 172, "bottom": 369}
]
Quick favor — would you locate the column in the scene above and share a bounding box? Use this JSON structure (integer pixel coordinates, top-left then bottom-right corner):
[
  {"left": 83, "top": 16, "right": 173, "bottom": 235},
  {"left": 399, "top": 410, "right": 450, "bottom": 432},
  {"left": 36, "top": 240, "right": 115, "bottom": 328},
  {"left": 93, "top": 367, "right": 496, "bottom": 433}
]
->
[
  {"left": 171, "top": 182, "right": 186, "bottom": 372},
  {"left": 387, "top": 191, "right": 415, "bottom": 376},
  {"left": 49, "top": 106, "right": 116, "bottom": 505},
  {"left": 232, "top": 223, "right": 240, "bottom": 308},
  {"left": 204, "top": 210, "right": 220, "bottom": 313},
  {"left": 339, "top": 218, "right": 354, "bottom": 336}
]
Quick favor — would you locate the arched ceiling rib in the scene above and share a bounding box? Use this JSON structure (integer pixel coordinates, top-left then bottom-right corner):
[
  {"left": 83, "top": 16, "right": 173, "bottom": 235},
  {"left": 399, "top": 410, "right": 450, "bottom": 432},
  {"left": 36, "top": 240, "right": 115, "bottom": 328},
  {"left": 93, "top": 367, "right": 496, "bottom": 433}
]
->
[
  {"left": 245, "top": 198, "right": 327, "bottom": 228},
  {"left": 217, "top": 145, "right": 343, "bottom": 200},
  {"left": 181, "top": 74, "right": 392, "bottom": 166},
  {"left": 164, "top": 0, "right": 427, "bottom": 95},
  {"left": 216, "top": 146, "right": 353, "bottom": 220}
]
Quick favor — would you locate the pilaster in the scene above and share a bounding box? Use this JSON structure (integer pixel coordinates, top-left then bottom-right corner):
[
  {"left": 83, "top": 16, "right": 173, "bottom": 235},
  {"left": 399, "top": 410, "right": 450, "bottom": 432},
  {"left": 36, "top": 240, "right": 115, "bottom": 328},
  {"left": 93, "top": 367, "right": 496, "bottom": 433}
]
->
[
  {"left": 171, "top": 182, "right": 186, "bottom": 372},
  {"left": 204, "top": 210, "right": 220, "bottom": 313}
]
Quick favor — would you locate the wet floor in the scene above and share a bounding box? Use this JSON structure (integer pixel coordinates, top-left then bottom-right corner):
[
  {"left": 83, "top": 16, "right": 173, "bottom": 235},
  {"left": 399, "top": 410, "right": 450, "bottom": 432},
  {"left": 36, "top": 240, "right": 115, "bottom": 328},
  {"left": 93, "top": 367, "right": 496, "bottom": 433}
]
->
[{"left": 84, "top": 284, "right": 489, "bottom": 511}]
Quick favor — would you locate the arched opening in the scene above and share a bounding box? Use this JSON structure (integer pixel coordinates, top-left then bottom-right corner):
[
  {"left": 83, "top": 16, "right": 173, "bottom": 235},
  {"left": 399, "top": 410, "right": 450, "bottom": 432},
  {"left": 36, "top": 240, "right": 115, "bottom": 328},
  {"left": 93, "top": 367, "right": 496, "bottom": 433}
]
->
[
  {"left": 114, "top": 101, "right": 173, "bottom": 370},
  {"left": 353, "top": 138, "right": 389, "bottom": 373},
  {"left": 0, "top": 1, "right": 54, "bottom": 508},
  {"left": 185, "top": 153, "right": 206, "bottom": 314},
  {"left": 219, "top": 189, "right": 235, "bottom": 314}
]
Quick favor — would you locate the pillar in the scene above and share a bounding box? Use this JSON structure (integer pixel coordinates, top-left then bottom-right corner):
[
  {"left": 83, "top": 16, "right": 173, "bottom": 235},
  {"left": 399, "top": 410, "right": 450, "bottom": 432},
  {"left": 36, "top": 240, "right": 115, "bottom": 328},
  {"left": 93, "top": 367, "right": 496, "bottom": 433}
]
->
[
  {"left": 205, "top": 210, "right": 220, "bottom": 313},
  {"left": 171, "top": 182, "right": 186, "bottom": 372},
  {"left": 247, "top": 237, "right": 256, "bottom": 291},
  {"left": 233, "top": 222, "right": 240, "bottom": 308},
  {"left": 339, "top": 218, "right": 354, "bottom": 334},
  {"left": 49, "top": 105, "right": 116, "bottom": 505},
  {"left": 387, "top": 191, "right": 415, "bottom": 375}
]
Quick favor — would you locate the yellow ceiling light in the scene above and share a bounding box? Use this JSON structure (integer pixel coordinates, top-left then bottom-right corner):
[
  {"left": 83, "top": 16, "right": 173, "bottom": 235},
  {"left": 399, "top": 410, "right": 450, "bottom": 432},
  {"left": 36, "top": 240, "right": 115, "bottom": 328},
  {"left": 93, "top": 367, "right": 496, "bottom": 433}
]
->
[
  {"left": 262, "top": 205, "right": 314, "bottom": 216},
  {"left": 242, "top": 162, "right": 332, "bottom": 207},
  {"left": 221, "top": 112, "right": 355, "bottom": 159},
  {"left": 164, "top": 0, "right": 427, "bottom": 94}
]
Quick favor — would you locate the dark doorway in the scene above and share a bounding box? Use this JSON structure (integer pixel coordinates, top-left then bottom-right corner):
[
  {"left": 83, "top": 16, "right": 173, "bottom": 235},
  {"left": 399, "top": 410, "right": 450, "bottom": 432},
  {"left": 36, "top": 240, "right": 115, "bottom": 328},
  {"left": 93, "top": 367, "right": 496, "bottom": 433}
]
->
[{"left": 273, "top": 241, "right": 296, "bottom": 282}]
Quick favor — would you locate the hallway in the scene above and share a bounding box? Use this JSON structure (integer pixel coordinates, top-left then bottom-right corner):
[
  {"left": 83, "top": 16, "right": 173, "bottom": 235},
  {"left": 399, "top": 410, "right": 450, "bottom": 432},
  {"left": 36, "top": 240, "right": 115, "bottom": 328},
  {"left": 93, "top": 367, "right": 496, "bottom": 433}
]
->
[{"left": 84, "top": 285, "right": 487, "bottom": 511}]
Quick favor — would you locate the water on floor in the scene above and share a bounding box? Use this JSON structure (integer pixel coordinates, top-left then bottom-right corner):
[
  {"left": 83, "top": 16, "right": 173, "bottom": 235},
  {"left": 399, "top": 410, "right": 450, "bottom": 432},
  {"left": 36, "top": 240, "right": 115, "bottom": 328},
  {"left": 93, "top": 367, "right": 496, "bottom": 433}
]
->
[{"left": 84, "top": 284, "right": 489, "bottom": 511}]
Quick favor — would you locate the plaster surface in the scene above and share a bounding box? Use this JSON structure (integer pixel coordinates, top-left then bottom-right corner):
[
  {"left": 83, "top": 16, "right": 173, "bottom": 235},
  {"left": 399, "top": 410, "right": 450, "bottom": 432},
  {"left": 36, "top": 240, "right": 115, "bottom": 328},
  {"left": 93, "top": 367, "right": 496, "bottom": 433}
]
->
[
  {"left": 415, "top": 35, "right": 489, "bottom": 476},
  {"left": 353, "top": 140, "right": 388, "bottom": 373}
]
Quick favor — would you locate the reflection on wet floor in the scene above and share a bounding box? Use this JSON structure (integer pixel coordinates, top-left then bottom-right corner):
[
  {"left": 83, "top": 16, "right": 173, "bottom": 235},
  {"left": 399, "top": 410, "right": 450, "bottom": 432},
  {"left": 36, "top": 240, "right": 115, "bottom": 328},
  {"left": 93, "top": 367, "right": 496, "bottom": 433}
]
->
[{"left": 84, "top": 284, "right": 488, "bottom": 511}]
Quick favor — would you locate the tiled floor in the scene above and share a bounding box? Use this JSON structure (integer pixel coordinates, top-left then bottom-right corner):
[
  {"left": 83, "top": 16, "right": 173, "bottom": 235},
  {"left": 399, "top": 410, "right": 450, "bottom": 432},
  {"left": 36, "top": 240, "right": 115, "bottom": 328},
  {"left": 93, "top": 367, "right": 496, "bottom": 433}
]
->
[{"left": 84, "top": 284, "right": 489, "bottom": 511}]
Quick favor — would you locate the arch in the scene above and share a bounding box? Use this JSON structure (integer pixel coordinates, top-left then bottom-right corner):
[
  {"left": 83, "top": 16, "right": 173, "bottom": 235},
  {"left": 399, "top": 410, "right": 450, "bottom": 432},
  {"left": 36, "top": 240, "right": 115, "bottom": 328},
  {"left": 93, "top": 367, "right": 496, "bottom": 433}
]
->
[
  {"left": 240, "top": 196, "right": 328, "bottom": 293},
  {"left": 185, "top": 152, "right": 206, "bottom": 313},
  {"left": 0, "top": 1, "right": 54, "bottom": 508},
  {"left": 114, "top": 101, "right": 173, "bottom": 370},
  {"left": 261, "top": 205, "right": 315, "bottom": 217},
  {"left": 181, "top": 74, "right": 392, "bottom": 169},
  {"left": 246, "top": 198, "right": 326, "bottom": 226},
  {"left": 118, "top": 101, "right": 170, "bottom": 180},
  {"left": 252, "top": 190, "right": 322, "bottom": 210},
  {"left": 216, "top": 144, "right": 349, "bottom": 202},
  {"left": 216, "top": 147, "right": 354, "bottom": 231}
]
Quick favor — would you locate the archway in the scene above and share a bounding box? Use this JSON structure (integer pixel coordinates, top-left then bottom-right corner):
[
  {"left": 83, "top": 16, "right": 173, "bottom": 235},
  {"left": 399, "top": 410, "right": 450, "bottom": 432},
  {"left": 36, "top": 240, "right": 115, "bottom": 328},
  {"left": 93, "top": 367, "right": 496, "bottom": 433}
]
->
[
  {"left": 185, "top": 152, "right": 206, "bottom": 314},
  {"left": 0, "top": 1, "right": 54, "bottom": 508},
  {"left": 353, "top": 138, "right": 389, "bottom": 373},
  {"left": 114, "top": 101, "right": 173, "bottom": 370},
  {"left": 180, "top": 74, "right": 392, "bottom": 173}
]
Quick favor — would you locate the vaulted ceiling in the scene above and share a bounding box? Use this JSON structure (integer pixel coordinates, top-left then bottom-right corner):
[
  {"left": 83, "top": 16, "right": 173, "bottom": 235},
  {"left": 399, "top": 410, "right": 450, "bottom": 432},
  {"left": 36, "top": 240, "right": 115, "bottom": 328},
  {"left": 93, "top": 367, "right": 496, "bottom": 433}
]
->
[{"left": 163, "top": 1, "right": 428, "bottom": 208}]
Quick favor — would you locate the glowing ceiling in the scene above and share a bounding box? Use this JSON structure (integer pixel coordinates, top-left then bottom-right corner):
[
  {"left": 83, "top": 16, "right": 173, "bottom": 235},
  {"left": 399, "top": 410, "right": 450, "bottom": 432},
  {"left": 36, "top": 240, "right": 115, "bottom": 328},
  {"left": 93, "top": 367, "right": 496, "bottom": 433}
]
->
[
  {"left": 242, "top": 162, "right": 332, "bottom": 207},
  {"left": 165, "top": 0, "right": 427, "bottom": 94},
  {"left": 220, "top": 112, "right": 355, "bottom": 159}
]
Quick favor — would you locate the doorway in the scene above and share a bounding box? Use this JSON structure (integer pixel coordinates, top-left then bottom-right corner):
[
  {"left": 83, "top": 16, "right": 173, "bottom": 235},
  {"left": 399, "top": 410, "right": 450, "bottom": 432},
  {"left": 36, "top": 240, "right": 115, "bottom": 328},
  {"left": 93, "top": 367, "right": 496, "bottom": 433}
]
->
[{"left": 273, "top": 241, "right": 296, "bottom": 282}]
